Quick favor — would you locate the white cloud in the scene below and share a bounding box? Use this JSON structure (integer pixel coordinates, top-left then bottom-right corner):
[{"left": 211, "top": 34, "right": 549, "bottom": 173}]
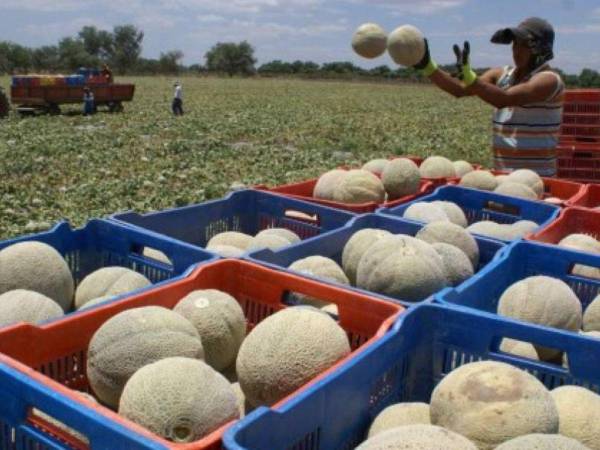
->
[
  {"left": 0, "top": 0, "right": 84, "bottom": 11},
  {"left": 22, "top": 17, "right": 111, "bottom": 38},
  {"left": 197, "top": 14, "right": 227, "bottom": 23},
  {"left": 557, "top": 23, "right": 600, "bottom": 34},
  {"left": 349, "top": 0, "right": 468, "bottom": 15}
]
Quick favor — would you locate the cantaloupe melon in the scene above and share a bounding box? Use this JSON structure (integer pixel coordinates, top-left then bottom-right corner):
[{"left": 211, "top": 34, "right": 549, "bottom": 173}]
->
[
  {"left": 207, "top": 245, "right": 245, "bottom": 258},
  {"left": 357, "top": 424, "right": 478, "bottom": 450},
  {"left": 500, "top": 338, "right": 539, "bottom": 360},
  {"left": 0, "top": 289, "right": 63, "bottom": 327},
  {"left": 87, "top": 306, "right": 204, "bottom": 409},
  {"left": 494, "top": 182, "right": 538, "bottom": 200},
  {"left": 206, "top": 232, "right": 253, "bottom": 251},
  {"left": 583, "top": 294, "right": 600, "bottom": 332},
  {"left": 236, "top": 307, "right": 350, "bottom": 407},
  {"left": 288, "top": 256, "right": 349, "bottom": 309},
  {"left": 142, "top": 248, "right": 171, "bottom": 265},
  {"left": 313, "top": 170, "right": 348, "bottom": 200},
  {"left": 559, "top": 234, "right": 600, "bottom": 254},
  {"left": 551, "top": 386, "right": 600, "bottom": 450},
  {"left": 174, "top": 289, "right": 246, "bottom": 371},
  {"left": 0, "top": 241, "right": 74, "bottom": 311},
  {"left": 430, "top": 361, "right": 559, "bottom": 449},
  {"left": 362, "top": 158, "right": 390, "bottom": 174},
  {"left": 247, "top": 233, "right": 292, "bottom": 252},
  {"left": 342, "top": 228, "right": 392, "bottom": 285},
  {"left": 119, "top": 357, "right": 238, "bottom": 443},
  {"left": 510, "top": 220, "right": 539, "bottom": 237},
  {"left": 333, "top": 170, "right": 385, "bottom": 204},
  {"left": 387, "top": 25, "right": 426, "bottom": 67},
  {"left": 497, "top": 276, "right": 582, "bottom": 360},
  {"left": 430, "top": 201, "right": 467, "bottom": 228},
  {"left": 459, "top": 170, "right": 498, "bottom": 191},
  {"left": 505, "top": 169, "right": 544, "bottom": 197},
  {"left": 352, "top": 24, "right": 388, "bottom": 59},
  {"left": 74, "top": 267, "right": 151, "bottom": 310},
  {"left": 403, "top": 202, "right": 449, "bottom": 224},
  {"left": 467, "top": 221, "right": 511, "bottom": 240},
  {"left": 356, "top": 235, "right": 448, "bottom": 302},
  {"left": 495, "top": 434, "right": 591, "bottom": 450},
  {"left": 432, "top": 243, "right": 474, "bottom": 287},
  {"left": 382, "top": 158, "right": 421, "bottom": 200},
  {"left": 77, "top": 295, "right": 115, "bottom": 311},
  {"left": 453, "top": 160, "right": 475, "bottom": 178},
  {"left": 419, "top": 156, "right": 456, "bottom": 179},
  {"left": 367, "top": 403, "right": 430, "bottom": 438},
  {"left": 416, "top": 221, "right": 479, "bottom": 267},
  {"left": 231, "top": 382, "right": 249, "bottom": 418},
  {"left": 255, "top": 228, "right": 300, "bottom": 245}
]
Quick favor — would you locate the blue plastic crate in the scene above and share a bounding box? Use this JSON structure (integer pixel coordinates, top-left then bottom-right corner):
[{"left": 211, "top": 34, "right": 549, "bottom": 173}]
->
[
  {"left": 439, "top": 240, "right": 600, "bottom": 314},
  {"left": 0, "top": 361, "right": 167, "bottom": 449},
  {"left": 111, "top": 190, "right": 355, "bottom": 257},
  {"left": 245, "top": 213, "right": 505, "bottom": 306},
  {"left": 378, "top": 185, "right": 561, "bottom": 243},
  {"left": 0, "top": 219, "right": 216, "bottom": 314},
  {"left": 224, "top": 302, "right": 600, "bottom": 450}
]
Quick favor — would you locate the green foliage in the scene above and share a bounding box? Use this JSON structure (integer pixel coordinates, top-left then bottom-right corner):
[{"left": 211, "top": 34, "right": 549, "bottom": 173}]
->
[
  {"left": 205, "top": 41, "right": 257, "bottom": 76},
  {"left": 159, "top": 50, "right": 184, "bottom": 75},
  {"left": 111, "top": 25, "right": 144, "bottom": 74},
  {"left": 0, "top": 76, "right": 492, "bottom": 239}
]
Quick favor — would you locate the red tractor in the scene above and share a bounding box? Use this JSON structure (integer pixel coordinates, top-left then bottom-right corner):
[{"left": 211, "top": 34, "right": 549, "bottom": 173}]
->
[{"left": 9, "top": 68, "right": 135, "bottom": 116}]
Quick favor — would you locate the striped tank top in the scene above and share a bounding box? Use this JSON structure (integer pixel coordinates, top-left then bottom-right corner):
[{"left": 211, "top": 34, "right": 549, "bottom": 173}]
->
[{"left": 492, "top": 65, "right": 565, "bottom": 176}]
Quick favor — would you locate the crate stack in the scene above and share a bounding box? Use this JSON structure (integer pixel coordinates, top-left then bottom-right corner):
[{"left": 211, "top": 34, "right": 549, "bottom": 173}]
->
[
  {"left": 0, "top": 96, "right": 600, "bottom": 450},
  {"left": 557, "top": 90, "right": 600, "bottom": 182}
]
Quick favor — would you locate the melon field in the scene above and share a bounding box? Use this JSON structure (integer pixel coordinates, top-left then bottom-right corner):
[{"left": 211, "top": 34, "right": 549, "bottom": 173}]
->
[{"left": 0, "top": 76, "right": 491, "bottom": 239}]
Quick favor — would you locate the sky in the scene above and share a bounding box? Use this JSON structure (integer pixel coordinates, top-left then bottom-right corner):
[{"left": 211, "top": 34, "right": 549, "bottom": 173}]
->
[{"left": 0, "top": 0, "right": 599, "bottom": 73}]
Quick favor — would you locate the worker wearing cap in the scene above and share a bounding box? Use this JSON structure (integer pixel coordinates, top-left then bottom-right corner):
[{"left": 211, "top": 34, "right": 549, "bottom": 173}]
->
[
  {"left": 415, "top": 17, "right": 564, "bottom": 176},
  {"left": 172, "top": 82, "right": 184, "bottom": 116}
]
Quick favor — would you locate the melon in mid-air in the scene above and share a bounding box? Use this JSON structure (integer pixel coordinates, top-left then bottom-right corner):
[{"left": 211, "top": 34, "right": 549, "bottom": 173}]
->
[
  {"left": 119, "top": 357, "right": 239, "bottom": 443},
  {"left": 387, "top": 25, "right": 426, "bottom": 67},
  {"left": 352, "top": 23, "right": 388, "bottom": 59}
]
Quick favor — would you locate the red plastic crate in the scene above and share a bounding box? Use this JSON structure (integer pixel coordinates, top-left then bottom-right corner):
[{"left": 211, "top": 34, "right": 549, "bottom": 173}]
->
[
  {"left": 569, "top": 183, "right": 600, "bottom": 209},
  {"left": 557, "top": 143, "right": 600, "bottom": 183},
  {"left": 527, "top": 207, "right": 600, "bottom": 245},
  {"left": 560, "top": 90, "right": 600, "bottom": 144},
  {"left": 0, "top": 259, "right": 403, "bottom": 450}
]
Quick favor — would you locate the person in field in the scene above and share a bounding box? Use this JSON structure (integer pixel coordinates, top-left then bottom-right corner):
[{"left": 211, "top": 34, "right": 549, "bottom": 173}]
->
[
  {"left": 415, "top": 17, "right": 564, "bottom": 176},
  {"left": 172, "top": 81, "right": 184, "bottom": 116},
  {"left": 101, "top": 64, "right": 113, "bottom": 84},
  {"left": 83, "top": 87, "right": 95, "bottom": 116}
]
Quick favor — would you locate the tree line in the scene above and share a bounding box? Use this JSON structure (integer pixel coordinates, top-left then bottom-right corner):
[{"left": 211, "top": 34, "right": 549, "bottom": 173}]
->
[{"left": 1, "top": 25, "right": 598, "bottom": 88}]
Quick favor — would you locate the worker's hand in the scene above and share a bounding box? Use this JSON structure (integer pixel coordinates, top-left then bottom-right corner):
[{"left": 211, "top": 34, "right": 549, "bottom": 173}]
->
[
  {"left": 413, "top": 39, "right": 438, "bottom": 77},
  {"left": 453, "top": 41, "right": 478, "bottom": 87}
]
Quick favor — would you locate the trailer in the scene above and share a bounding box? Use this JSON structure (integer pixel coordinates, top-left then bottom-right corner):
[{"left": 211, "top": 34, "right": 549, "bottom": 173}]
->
[{"left": 10, "top": 82, "right": 135, "bottom": 115}]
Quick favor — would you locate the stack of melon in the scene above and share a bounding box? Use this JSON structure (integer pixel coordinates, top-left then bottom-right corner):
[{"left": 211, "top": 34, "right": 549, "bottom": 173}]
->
[
  {"left": 286, "top": 222, "right": 479, "bottom": 304},
  {"left": 314, "top": 156, "right": 472, "bottom": 206},
  {"left": 401, "top": 198, "right": 540, "bottom": 241},
  {"left": 205, "top": 228, "right": 301, "bottom": 256},
  {"left": 64, "top": 289, "right": 351, "bottom": 443},
  {"left": 0, "top": 241, "right": 153, "bottom": 325},
  {"left": 358, "top": 359, "right": 598, "bottom": 449},
  {"left": 459, "top": 168, "right": 562, "bottom": 203}
]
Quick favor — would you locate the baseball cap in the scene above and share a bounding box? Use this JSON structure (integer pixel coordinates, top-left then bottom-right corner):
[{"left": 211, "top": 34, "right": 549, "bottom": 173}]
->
[{"left": 491, "top": 17, "right": 555, "bottom": 54}]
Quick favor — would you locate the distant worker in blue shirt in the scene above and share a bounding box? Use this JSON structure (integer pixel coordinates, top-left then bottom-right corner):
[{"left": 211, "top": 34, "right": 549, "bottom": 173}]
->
[{"left": 83, "top": 87, "right": 95, "bottom": 116}]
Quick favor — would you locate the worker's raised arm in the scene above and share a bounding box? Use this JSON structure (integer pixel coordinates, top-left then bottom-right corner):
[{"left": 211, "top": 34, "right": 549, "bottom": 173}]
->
[
  {"left": 414, "top": 40, "right": 501, "bottom": 98},
  {"left": 453, "top": 41, "right": 561, "bottom": 108},
  {"left": 467, "top": 72, "right": 560, "bottom": 108}
]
